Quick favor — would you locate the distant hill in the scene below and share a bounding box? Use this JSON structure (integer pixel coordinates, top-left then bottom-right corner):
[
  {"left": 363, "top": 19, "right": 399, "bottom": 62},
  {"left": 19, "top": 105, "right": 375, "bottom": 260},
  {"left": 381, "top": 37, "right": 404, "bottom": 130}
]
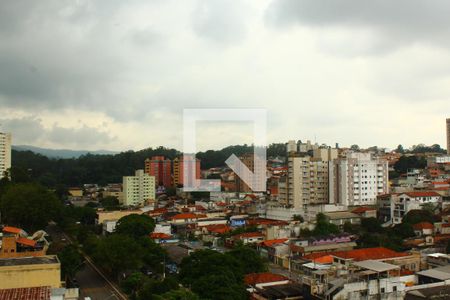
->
[{"left": 12, "top": 145, "right": 118, "bottom": 159}]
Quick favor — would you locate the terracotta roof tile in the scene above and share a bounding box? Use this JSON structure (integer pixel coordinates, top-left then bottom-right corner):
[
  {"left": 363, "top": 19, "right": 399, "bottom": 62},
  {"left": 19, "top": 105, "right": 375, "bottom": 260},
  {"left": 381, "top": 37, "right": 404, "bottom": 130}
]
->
[
  {"left": 16, "top": 237, "right": 37, "bottom": 247},
  {"left": 412, "top": 222, "right": 434, "bottom": 230},
  {"left": 244, "top": 273, "right": 289, "bottom": 285},
  {"left": 260, "top": 238, "right": 288, "bottom": 247},
  {"left": 2, "top": 226, "right": 23, "bottom": 234},
  {"left": 332, "top": 247, "right": 409, "bottom": 261},
  {"left": 0, "top": 286, "right": 51, "bottom": 300}
]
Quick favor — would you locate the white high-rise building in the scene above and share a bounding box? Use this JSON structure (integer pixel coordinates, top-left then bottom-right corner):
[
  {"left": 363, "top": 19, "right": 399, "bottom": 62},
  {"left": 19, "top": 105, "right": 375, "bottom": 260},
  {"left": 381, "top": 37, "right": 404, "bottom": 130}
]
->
[
  {"left": 329, "top": 152, "right": 389, "bottom": 207},
  {"left": 0, "top": 132, "right": 11, "bottom": 179},
  {"left": 122, "top": 170, "right": 155, "bottom": 206}
]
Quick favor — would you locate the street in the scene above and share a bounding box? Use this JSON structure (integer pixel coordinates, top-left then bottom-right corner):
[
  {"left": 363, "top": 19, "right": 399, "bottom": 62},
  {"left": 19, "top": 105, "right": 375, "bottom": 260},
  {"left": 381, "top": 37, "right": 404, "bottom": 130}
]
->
[{"left": 46, "top": 224, "right": 127, "bottom": 300}]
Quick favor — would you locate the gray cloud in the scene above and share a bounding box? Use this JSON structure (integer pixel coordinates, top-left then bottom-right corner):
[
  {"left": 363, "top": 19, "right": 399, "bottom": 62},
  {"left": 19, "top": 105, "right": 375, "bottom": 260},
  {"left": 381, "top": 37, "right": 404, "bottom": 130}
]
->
[
  {"left": 192, "top": 0, "right": 249, "bottom": 44},
  {"left": 266, "top": 0, "right": 450, "bottom": 53},
  {"left": 0, "top": 116, "right": 116, "bottom": 148}
]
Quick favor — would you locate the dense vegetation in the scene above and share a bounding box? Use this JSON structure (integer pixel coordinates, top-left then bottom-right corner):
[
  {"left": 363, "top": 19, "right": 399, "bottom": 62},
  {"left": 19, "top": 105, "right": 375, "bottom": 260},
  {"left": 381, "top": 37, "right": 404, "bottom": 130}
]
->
[{"left": 11, "top": 143, "right": 287, "bottom": 187}]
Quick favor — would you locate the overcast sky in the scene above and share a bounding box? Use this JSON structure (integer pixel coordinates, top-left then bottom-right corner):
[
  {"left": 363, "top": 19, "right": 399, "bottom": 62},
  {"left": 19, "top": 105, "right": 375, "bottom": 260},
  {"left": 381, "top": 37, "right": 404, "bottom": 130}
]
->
[{"left": 1, "top": 0, "right": 449, "bottom": 151}]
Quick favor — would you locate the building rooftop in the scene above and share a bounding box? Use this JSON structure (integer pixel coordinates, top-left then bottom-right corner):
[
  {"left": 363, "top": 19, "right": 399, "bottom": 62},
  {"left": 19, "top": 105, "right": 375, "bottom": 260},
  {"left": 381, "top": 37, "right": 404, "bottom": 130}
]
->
[
  {"left": 353, "top": 260, "right": 400, "bottom": 272},
  {"left": 0, "top": 286, "right": 51, "bottom": 300},
  {"left": 417, "top": 265, "right": 450, "bottom": 281},
  {"left": 324, "top": 211, "right": 360, "bottom": 219},
  {"left": 245, "top": 272, "right": 289, "bottom": 285},
  {"left": 332, "top": 247, "right": 410, "bottom": 261},
  {"left": 0, "top": 255, "right": 59, "bottom": 267}
]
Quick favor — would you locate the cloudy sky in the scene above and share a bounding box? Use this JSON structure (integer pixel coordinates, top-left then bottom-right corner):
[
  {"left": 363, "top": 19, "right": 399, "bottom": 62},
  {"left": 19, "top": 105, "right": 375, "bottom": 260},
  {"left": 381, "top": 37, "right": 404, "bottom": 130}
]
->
[{"left": 1, "top": 0, "right": 449, "bottom": 151}]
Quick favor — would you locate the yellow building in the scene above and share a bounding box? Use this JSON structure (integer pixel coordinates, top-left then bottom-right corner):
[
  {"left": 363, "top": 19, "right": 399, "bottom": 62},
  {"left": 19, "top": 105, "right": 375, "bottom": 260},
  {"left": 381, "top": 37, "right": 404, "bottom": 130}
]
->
[{"left": 0, "top": 255, "right": 61, "bottom": 289}]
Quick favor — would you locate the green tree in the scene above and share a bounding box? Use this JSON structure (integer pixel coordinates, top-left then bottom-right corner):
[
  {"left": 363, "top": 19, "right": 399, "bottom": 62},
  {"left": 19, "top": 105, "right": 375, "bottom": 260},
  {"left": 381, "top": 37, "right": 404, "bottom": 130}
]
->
[
  {"left": 227, "top": 245, "right": 267, "bottom": 274},
  {"left": 121, "top": 272, "right": 148, "bottom": 299},
  {"left": 160, "top": 289, "right": 199, "bottom": 300},
  {"left": 94, "top": 234, "right": 144, "bottom": 278},
  {"left": 312, "top": 213, "right": 340, "bottom": 236},
  {"left": 361, "top": 218, "right": 383, "bottom": 233},
  {"left": 395, "top": 144, "right": 405, "bottom": 154},
  {"left": 179, "top": 250, "right": 247, "bottom": 299},
  {"left": 100, "top": 196, "right": 120, "bottom": 210},
  {"left": 115, "top": 214, "right": 156, "bottom": 239},
  {"left": 403, "top": 209, "right": 435, "bottom": 225},
  {"left": 58, "top": 245, "right": 83, "bottom": 280},
  {"left": 0, "top": 183, "right": 62, "bottom": 231}
]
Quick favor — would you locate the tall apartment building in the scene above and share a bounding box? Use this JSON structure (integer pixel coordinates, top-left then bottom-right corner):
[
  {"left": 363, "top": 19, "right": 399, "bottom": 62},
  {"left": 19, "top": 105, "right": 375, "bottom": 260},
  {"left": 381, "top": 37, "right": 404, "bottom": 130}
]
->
[
  {"left": 447, "top": 118, "right": 450, "bottom": 154},
  {"left": 145, "top": 156, "right": 172, "bottom": 187},
  {"left": 329, "top": 152, "right": 389, "bottom": 207},
  {"left": 0, "top": 132, "right": 11, "bottom": 179},
  {"left": 234, "top": 153, "right": 267, "bottom": 192},
  {"left": 279, "top": 148, "right": 338, "bottom": 213},
  {"left": 122, "top": 170, "right": 155, "bottom": 206},
  {"left": 172, "top": 156, "right": 201, "bottom": 187}
]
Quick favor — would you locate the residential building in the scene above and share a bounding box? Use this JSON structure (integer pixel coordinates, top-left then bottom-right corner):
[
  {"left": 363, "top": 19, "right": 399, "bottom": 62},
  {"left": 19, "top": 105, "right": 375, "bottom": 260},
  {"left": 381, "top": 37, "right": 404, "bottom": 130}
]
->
[
  {"left": 0, "top": 226, "right": 48, "bottom": 259},
  {"left": 392, "top": 191, "right": 442, "bottom": 224},
  {"left": 0, "top": 256, "right": 61, "bottom": 289},
  {"left": 145, "top": 156, "right": 172, "bottom": 187},
  {"left": 172, "top": 156, "right": 201, "bottom": 187},
  {"left": 329, "top": 152, "right": 389, "bottom": 207},
  {"left": 234, "top": 153, "right": 266, "bottom": 193},
  {"left": 122, "top": 170, "right": 155, "bottom": 206},
  {"left": 447, "top": 118, "right": 450, "bottom": 154},
  {"left": 0, "top": 132, "right": 11, "bottom": 179},
  {"left": 279, "top": 148, "right": 338, "bottom": 219}
]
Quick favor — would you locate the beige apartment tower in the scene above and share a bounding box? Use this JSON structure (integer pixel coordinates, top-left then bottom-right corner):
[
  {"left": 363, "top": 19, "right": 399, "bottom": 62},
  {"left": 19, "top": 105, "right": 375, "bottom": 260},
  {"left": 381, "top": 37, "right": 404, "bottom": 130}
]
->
[
  {"left": 0, "top": 132, "right": 11, "bottom": 179},
  {"left": 447, "top": 118, "right": 450, "bottom": 154}
]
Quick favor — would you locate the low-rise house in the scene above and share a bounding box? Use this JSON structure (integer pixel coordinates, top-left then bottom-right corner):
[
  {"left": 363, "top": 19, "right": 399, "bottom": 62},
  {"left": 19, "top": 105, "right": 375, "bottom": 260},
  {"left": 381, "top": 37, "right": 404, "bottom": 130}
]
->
[
  {"left": 229, "top": 232, "right": 264, "bottom": 245},
  {"left": 167, "top": 213, "right": 207, "bottom": 224},
  {"left": 0, "top": 227, "right": 48, "bottom": 259},
  {"left": 417, "top": 265, "right": 450, "bottom": 284},
  {"left": 245, "top": 272, "right": 289, "bottom": 292},
  {"left": 323, "top": 211, "right": 361, "bottom": 228},
  {"left": 392, "top": 191, "right": 442, "bottom": 224},
  {"left": 351, "top": 206, "right": 377, "bottom": 218},
  {"left": 0, "top": 256, "right": 62, "bottom": 289},
  {"left": 258, "top": 239, "right": 289, "bottom": 265},
  {"left": 289, "top": 234, "right": 357, "bottom": 256},
  {"left": 413, "top": 222, "right": 434, "bottom": 237},
  {"left": 426, "top": 253, "right": 450, "bottom": 268}
]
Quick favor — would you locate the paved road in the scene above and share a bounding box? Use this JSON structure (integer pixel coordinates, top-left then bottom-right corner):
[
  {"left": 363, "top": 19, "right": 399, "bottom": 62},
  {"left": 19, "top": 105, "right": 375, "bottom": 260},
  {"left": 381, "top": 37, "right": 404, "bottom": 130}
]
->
[
  {"left": 46, "top": 224, "right": 127, "bottom": 300},
  {"left": 76, "top": 262, "right": 119, "bottom": 300}
]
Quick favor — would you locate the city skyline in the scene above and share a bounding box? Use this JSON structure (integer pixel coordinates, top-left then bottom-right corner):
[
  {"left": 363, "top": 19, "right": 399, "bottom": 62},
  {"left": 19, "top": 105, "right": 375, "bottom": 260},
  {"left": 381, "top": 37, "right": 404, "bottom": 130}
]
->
[{"left": 1, "top": 1, "right": 449, "bottom": 151}]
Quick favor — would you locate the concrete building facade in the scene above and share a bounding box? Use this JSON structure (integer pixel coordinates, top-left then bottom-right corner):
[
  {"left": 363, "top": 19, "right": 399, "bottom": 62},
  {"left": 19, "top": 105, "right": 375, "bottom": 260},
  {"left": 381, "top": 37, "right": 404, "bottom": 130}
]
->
[
  {"left": 447, "top": 118, "right": 450, "bottom": 154},
  {"left": 172, "top": 156, "right": 201, "bottom": 187},
  {"left": 330, "top": 152, "right": 389, "bottom": 207},
  {"left": 145, "top": 156, "right": 172, "bottom": 187},
  {"left": 278, "top": 148, "right": 338, "bottom": 219},
  {"left": 122, "top": 170, "right": 155, "bottom": 206},
  {"left": 0, "top": 132, "right": 11, "bottom": 179}
]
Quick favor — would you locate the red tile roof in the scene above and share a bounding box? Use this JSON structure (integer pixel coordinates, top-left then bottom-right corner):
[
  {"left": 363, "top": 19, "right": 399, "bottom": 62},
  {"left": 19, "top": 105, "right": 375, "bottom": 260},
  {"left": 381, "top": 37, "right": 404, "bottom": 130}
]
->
[
  {"left": 169, "top": 213, "right": 205, "bottom": 220},
  {"left": 205, "top": 224, "right": 231, "bottom": 234},
  {"left": 404, "top": 191, "right": 441, "bottom": 198},
  {"left": 0, "top": 286, "right": 51, "bottom": 300},
  {"left": 247, "top": 218, "right": 289, "bottom": 226},
  {"left": 332, "top": 247, "right": 410, "bottom": 261},
  {"left": 244, "top": 273, "right": 289, "bottom": 285},
  {"left": 352, "top": 207, "right": 376, "bottom": 214},
  {"left": 2, "top": 226, "right": 23, "bottom": 234},
  {"left": 16, "top": 237, "right": 37, "bottom": 247},
  {"left": 232, "top": 232, "right": 264, "bottom": 239},
  {"left": 150, "top": 233, "right": 171, "bottom": 239},
  {"left": 413, "top": 222, "right": 434, "bottom": 230},
  {"left": 260, "top": 238, "right": 288, "bottom": 247}
]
